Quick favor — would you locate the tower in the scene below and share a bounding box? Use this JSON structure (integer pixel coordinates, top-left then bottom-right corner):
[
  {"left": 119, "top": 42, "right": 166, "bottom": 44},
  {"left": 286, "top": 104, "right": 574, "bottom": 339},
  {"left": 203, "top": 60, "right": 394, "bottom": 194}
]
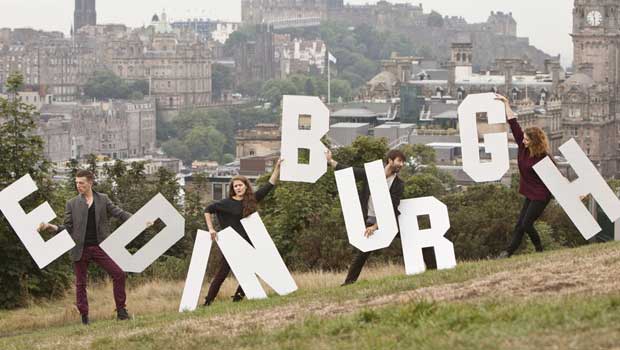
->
[
  {"left": 560, "top": 0, "right": 620, "bottom": 177},
  {"left": 74, "top": 0, "right": 96, "bottom": 33},
  {"left": 571, "top": 0, "right": 620, "bottom": 85}
]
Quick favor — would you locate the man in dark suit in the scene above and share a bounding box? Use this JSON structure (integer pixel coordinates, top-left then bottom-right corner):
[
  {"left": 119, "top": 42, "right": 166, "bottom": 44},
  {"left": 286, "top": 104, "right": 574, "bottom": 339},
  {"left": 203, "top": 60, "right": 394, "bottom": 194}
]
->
[
  {"left": 326, "top": 149, "right": 406, "bottom": 285},
  {"left": 39, "top": 170, "right": 136, "bottom": 325}
]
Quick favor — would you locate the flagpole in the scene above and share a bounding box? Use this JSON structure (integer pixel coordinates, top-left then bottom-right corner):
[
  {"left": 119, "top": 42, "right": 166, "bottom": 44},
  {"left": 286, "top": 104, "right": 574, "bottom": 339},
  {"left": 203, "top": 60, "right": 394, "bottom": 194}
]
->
[{"left": 328, "top": 58, "right": 331, "bottom": 105}]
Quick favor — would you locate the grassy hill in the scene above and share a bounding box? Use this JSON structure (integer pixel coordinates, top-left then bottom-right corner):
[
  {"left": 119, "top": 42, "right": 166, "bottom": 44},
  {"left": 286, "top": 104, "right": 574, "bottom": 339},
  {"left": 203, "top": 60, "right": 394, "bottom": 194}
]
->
[{"left": 2, "top": 242, "right": 620, "bottom": 350}]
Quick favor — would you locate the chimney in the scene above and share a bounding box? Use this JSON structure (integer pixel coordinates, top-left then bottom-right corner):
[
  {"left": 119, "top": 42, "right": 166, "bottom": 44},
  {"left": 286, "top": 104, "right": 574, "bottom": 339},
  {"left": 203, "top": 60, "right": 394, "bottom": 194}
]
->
[
  {"left": 447, "top": 61, "right": 456, "bottom": 96},
  {"left": 504, "top": 64, "right": 513, "bottom": 98}
]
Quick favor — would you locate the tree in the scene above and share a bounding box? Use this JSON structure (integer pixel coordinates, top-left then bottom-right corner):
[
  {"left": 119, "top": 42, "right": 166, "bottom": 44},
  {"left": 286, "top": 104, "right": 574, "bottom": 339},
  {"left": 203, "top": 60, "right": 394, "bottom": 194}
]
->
[
  {"left": 162, "top": 139, "right": 192, "bottom": 163},
  {"left": 399, "top": 144, "right": 437, "bottom": 176},
  {"left": 184, "top": 125, "right": 226, "bottom": 162},
  {"left": 0, "top": 73, "right": 73, "bottom": 308},
  {"left": 333, "top": 136, "right": 389, "bottom": 167},
  {"left": 260, "top": 79, "right": 298, "bottom": 107},
  {"left": 330, "top": 79, "right": 352, "bottom": 102},
  {"left": 160, "top": 106, "right": 278, "bottom": 164},
  {"left": 83, "top": 71, "right": 148, "bottom": 100},
  {"left": 212, "top": 64, "right": 234, "bottom": 101}
]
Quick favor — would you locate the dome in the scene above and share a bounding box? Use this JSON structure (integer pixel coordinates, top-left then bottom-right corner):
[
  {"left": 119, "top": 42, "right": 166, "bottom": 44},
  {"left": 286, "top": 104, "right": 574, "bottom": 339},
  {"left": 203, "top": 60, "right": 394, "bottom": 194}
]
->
[{"left": 564, "top": 73, "right": 595, "bottom": 87}]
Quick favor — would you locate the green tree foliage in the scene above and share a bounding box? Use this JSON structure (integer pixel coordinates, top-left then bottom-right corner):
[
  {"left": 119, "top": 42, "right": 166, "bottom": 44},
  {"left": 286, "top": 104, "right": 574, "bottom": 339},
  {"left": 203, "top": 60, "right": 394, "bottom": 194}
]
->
[
  {"left": 232, "top": 22, "right": 420, "bottom": 96},
  {"left": 83, "top": 71, "right": 149, "bottom": 100},
  {"left": 0, "top": 73, "right": 73, "bottom": 308},
  {"left": 92, "top": 161, "right": 189, "bottom": 258},
  {"left": 260, "top": 79, "right": 298, "bottom": 107},
  {"left": 443, "top": 184, "right": 522, "bottom": 260},
  {"left": 443, "top": 183, "right": 588, "bottom": 260},
  {"left": 160, "top": 107, "right": 278, "bottom": 164},
  {"left": 257, "top": 137, "right": 456, "bottom": 271},
  {"left": 212, "top": 64, "right": 234, "bottom": 101},
  {"left": 259, "top": 74, "right": 352, "bottom": 106}
]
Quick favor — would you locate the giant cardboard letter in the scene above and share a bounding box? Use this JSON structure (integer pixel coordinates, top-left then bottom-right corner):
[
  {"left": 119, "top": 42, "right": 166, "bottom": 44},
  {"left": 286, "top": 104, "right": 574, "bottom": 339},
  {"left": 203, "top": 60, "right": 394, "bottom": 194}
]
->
[
  {"left": 0, "top": 175, "right": 75, "bottom": 268},
  {"left": 458, "top": 93, "right": 509, "bottom": 182},
  {"left": 399, "top": 197, "right": 456, "bottom": 275},
  {"left": 280, "top": 95, "right": 330, "bottom": 183},
  {"left": 179, "top": 229, "right": 213, "bottom": 312},
  {"left": 216, "top": 212, "right": 297, "bottom": 299},
  {"left": 100, "top": 193, "right": 185, "bottom": 273},
  {"left": 335, "top": 160, "right": 399, "bottom": 252},
  {"left": 534, "top": 138, "right": 620, "bottom": 239}
]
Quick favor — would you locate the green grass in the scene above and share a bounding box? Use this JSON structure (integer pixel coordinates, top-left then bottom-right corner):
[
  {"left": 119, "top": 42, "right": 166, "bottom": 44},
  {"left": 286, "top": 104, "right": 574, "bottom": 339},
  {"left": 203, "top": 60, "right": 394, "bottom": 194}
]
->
[{"left": 2, "top": 242, "right": 620, "bottom": 349}]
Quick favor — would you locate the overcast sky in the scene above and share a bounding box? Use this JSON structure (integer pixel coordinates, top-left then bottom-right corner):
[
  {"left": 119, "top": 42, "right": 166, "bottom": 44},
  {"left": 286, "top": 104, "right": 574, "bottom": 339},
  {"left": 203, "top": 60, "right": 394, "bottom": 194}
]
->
[{"left": 1, "top": 0, "right": 573, "bottom": 67}]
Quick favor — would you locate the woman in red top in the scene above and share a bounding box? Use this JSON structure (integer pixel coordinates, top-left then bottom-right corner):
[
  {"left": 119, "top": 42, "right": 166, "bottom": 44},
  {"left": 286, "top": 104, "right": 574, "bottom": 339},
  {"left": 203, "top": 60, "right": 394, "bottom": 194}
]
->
[{"left": 496, "top": 94, "right": 552, "bottom": 258}]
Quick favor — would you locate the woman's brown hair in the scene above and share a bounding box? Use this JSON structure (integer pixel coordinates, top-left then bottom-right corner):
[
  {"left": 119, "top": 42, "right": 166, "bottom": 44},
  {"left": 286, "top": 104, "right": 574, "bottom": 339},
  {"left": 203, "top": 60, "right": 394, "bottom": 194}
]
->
[
  {"left": 524, "top": 127, "right": 551, "bottom": 158},
  {"left": 228, "top": 175, "right": 257, "bottom": 218}
]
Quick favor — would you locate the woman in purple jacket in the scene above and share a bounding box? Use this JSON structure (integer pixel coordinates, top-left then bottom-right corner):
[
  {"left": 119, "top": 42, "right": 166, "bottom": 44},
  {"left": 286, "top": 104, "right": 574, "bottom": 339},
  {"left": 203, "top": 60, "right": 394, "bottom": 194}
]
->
[{"left": 496, "top": 94, "right": 552, "bottom": 258}]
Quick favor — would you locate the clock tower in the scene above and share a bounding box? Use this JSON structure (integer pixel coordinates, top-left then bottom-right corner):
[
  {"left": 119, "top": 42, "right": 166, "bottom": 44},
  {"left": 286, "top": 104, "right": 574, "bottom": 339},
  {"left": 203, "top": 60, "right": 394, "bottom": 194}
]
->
[
  {"left": 562, "top": 0, "right": 620, "bottom": 177},
  {"left": 572, "top": 0, "right": 620, "bottom": 84}
]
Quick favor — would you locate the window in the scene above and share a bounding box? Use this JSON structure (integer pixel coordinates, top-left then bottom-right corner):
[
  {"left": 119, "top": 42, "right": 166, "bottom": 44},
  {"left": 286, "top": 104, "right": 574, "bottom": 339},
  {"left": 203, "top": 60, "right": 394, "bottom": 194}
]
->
[
  {"left": 213, "top": 183, "right": 224, "bottom": 200},
  {"left": 298, "top": 114, "right": 312, "bottom": 130}
]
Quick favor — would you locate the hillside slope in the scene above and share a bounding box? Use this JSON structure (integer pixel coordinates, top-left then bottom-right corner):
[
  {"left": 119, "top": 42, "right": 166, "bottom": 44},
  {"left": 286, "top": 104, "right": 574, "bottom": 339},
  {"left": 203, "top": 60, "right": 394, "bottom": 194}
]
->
[{"left": 2, "top": 242, "right": 620, "bottom": 350}]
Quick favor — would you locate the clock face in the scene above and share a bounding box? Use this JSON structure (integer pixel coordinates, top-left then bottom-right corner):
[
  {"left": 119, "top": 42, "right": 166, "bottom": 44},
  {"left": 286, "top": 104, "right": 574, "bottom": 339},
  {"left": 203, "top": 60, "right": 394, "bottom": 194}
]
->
[{"left": 587, "top": 10, "right": 603, "bottom": 26}]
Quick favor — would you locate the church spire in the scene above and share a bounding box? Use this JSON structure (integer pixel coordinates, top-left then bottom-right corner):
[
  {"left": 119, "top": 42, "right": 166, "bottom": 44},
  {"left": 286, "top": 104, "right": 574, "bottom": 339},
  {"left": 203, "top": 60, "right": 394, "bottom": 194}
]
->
[{"left": 74, "top": 0, "right": 97, "bottom": 32}]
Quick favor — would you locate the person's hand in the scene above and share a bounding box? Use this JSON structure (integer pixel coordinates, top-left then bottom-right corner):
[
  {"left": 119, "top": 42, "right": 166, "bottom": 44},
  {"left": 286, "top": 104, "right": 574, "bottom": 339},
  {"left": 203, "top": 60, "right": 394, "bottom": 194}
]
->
[
  {"left": 37, "top": 222, "right": 57, "bottom": 233},
  {"left": 275, "top": 158, "right": 283, "bottom": 170},
  {"left": 325, "top": 149, "right": 337, "bottom": 168},
  {"left": 495, "top": 94, "right": 516, "bottom": 120},
  {"left": 325, "top": 149, "right": 333, "bottom": 162},
  {"left": 364, "top": 225, "right": 378, "bottom": 238},
  {"left": 209, "top": 230, "right": 218, "bottom": 241},
  {"left": 495, "top": 93, "right": 509, "bottom": 104},
  {"left": 37, "top": 222, "right": 48, "bottom": 233}
]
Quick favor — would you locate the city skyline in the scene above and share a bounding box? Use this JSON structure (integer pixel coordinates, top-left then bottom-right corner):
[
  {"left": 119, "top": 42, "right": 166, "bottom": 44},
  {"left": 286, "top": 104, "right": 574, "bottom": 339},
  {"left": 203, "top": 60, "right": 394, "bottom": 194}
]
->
[{"left": 2, "top": 0, "right": 572, "bottom": 67}]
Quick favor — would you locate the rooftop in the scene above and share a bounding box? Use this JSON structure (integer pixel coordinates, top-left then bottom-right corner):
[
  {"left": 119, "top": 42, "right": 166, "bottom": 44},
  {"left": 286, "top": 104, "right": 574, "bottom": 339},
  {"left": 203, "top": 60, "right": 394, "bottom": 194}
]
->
[
  {"left": 331, "top": 108, "right": 380, "bottom": 118},
  {"left": 330, "top": 122, "right": 370, "bottom": 128}
]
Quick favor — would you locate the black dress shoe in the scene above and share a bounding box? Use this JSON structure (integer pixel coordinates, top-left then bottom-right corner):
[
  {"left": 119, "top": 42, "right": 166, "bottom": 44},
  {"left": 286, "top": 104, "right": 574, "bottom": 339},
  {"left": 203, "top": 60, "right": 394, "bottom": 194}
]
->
[
  {"left": 81, "top": 314, "right": 89, "bottom": 325},
  {"left": 117, "top": 308, "right": 130, "bottom": 320},
  {"left": 231, "top": 293, "right": 245, "bottom": 302}
]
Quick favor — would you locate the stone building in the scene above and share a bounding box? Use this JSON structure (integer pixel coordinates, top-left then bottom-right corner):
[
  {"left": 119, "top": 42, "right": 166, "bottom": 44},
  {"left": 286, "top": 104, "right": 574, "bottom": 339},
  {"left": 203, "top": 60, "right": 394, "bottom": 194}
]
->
[
  {"left": 171, "top": 19, "right": 240, "bottom": 44},
  {"left": 0, "top": 29, "right": 95, "bottom": 101},
  {"left": 407, "top": 40, "right": 561, "bottom": 105},
  {"left": 514, "top": 100, "right": 563, "bottom": 155},
  {"left": 1, "top": 9, "right": 213, "bottom": 116},
  {"left": 106, "top": 12, "right": 212, "bottom": 119},
  {"left": 241, "top": 1, "right": 550, "bottom": 71},
  {"left": 274, "top": 34, "right": 326, "bottom": 77},
  {"left": 241, "top": 0, "right": 424, "bottom": 29},
  {"left": 359, "top": 55, "right": 419, "bottom": 100},
  {"left": 234, "top": 23, "right": 276, "bottom": 86},
  {"left": 241, "top": 0, "right": 341, "bottom": 24},
  {"left": 235, "top": 124, "right": 281, "bottom": 158},
  {"left": 36, "top": 99, "right": 156, "bottom": 162},
  {"left": 559, "top": 0, "right": 620, "bottom": 177},
  {"left": 485, "top": 11, "right": 517, "bottom": 37}
]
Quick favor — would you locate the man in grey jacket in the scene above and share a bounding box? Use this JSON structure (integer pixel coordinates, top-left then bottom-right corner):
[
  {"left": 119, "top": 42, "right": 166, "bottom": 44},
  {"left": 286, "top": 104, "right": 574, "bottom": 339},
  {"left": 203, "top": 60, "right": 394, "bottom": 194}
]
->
[{"left": 39, "top": 170, "right": 135, "bottom": 325}]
